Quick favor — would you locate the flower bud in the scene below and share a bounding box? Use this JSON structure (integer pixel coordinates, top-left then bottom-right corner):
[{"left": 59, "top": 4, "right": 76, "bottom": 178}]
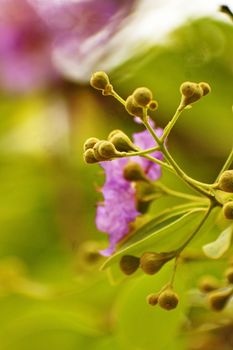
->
[
  {"left": 140, "top": 252, "right": 174, "bottom": 275},
  {"left": 98, "top": 141, "right": 118, "bottom": 159},
  {"left": 110, "top": 132, "right": 138, "bottom": 152},
  {"left": 107, "top": 129, "right": 124, "bottom": 141},
  {"left": 180, "top": 82, "right": 203, "bottom": 107},
  {"left": 147, "top": 293, "right": 159, "bottom": 306},
  {"left": 199, "top": 82, "right": 211, "bottom": 96},
  {"left": 225, "top": 267, "right": 233, "bottom": 284},
  {"left": 158, "top": 289, "right": 179, "bottom": 310},
  {"left": 123, "top": 162, "right": 148, "bottom": 182},
  {"left": 119, "top": 255, "right": 140, "bottom": 275},
  {"left": 83, "top": 149, "right": 98, "bottom": 164},
  {"left": 93, "top": 141, "right": 109, "bottom": 161},
  {"left": 218, "top": 170, "right": 233, "bottom": 193},
  {"left": 125, "top": 95, "right": 144, "bottom": 118},
  {"left": 102, "top": 83, "right": 113, "bottom": 96},
  {"left": 132, "top": 87, "right": 153, "bottom": 107},
  {"left": 198, "top": 275, "right": 220, "bottom": 293},
  {"left": 83, "top": 137, "right": 99, "bottom": 151},
  {"left": 90, "top": 71, "right": 110, "bottom": 90},
  {"left": 208, "top": 287, "right": 233, "bottom": 311},
  {"left": 148, "top": 100, "right": 158, "bottom": 111},
  {"left": 223, "top": 201, "right": 233, "bottom": 220}
]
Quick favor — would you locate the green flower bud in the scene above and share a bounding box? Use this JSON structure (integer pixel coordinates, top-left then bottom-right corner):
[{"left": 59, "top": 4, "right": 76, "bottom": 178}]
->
[
  {"left": 140, "top": 251, "right": 174, "bottom": 275},
  {"left": 123, "top": 162, "right": 148, "bottom": 182},
  {"left": 199, "top": 82, "right": 211, "bottom": 96},
  {"left": 90, "top": 71, "right": 110, "bottom": 90},
  {"left": 198, "top": 275, "right": 220, "bottom": 293},
  {"left": 119, "top": 255, "right": 140, "bottom": 275},
  {"left": 98, "top": 141, "right": 118, "bottom": 159},
  {"left": 132, "top": 87, "right": 153, "bottom": 107},
  {"left": 83, "top": 137, "right": 99, "bottom": 151},
  {"left": 110, "top": 132, "right": 138, "bottom": 152},
  {"left": 83, "top": 149, "right": 98, "bottom": 164},
  {"left": 147, "top": 293, "right": 159, "bottom": 306},
  {"left": 223, "top": 201, "right": 233, "bottom": 220},
  {"left": 107, "top": 129, "right": 124, "bottom": 141},
  {"left": 225, "top": 267, "right": 233, "bottom": 284},
  {"left": 158, "top": 289, "right": 179, "bottom": 310},
  {"left": 93, "top": 141, "right": 109, "bottom": 161},
  {"left": 208, "top": 287, "right": 233, "bottom": 311},
  {"left": 125, "top": 95, "right": 144, "bottom": 118},
  {"left": 218, "top": 170, "right": 233, "bottom": 193},
  {"left": 148, "top": 100, "right": 158, "bottom": 111},
  {"left": 180, "top": 82, "right": 203, "bottom": 107},
  {"left": 102, "top": 83, "right": 113, "bottom": 96}
]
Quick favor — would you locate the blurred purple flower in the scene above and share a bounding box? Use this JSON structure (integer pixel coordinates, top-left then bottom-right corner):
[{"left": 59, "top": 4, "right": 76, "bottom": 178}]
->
[
  {"left": 0, "top": 0, "right": 58, "bottom": 93},
  {"left": 28, "top": 0, "right": 138, "bottom": 81},
  {"left": 96, "top": 123, "right": 163, "bottom": 256}
]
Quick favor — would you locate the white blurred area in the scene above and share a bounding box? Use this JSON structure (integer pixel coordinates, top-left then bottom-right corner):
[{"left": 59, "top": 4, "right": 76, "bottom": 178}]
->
[{"left": 53, "top": 0, "right": 231, "bottom": 81}]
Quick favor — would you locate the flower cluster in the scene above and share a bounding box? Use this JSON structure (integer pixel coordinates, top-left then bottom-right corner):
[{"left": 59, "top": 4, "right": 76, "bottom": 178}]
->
[{"left": 84, "top": 71, "right": 233, "bottom": 309}]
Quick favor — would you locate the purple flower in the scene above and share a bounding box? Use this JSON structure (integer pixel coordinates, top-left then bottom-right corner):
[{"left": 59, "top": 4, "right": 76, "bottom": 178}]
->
[
  {"left": 28, "top": 0, "right": 138, "bottom": 81},
  {"left": 0, "top": 0, "right": 58, "bottom": 93},
  {"left": 96, "top": 123, "right": 163, "bottom": 256}
]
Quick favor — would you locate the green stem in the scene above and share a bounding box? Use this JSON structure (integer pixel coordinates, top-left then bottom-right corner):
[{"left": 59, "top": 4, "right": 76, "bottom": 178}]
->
[
  {"left": 110, "top": 90, "right": 126, "bottom": 106},
  {"left": 154, "top": 182, "right": 208, "bottom": 202},
  {"left": 161, "top": 144, "right": 214, "bottom": 199},
  {"left": 160, "top": 106, "right": 184, "bottom": 142},
  {"left": 122, "top": 146, "right": 160, "bottom": 157},
  {"left": 216, "top": 146, "right": 233, "bottom": 182},
  {"left": 177, "top": 204, "right": 213, "bottom": 254},
  {"left": 143, "top": 154, "right": 174, "bottom": 172}
]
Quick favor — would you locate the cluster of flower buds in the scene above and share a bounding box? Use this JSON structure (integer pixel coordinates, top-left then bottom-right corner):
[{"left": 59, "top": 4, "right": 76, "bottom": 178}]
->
[
  {"left": 120, "top": 251, "right": 179, "bottom": 310},
  {"left": 120, "top": 251, "right": 175, "bottom": 276},
  {"left": 215, "top": 170, "right": 233, "bottom": 220},
  {"left": 198, "top": 257, "right": 233, "bottom": 311},
  {"left": 179, "top": 81, "right": 211, "bottom": 110},
  {"left": 147, "top": 287, "right": 179, "bottom": 311},
  {"left": 83, "top": 130, "right": 138, "bottom": 163},
  {"left": 90, "top": 71, "right": 113, "bottom": 95},
  {"left": 125, "top": 87, "right": 158, "bottom": 118}
]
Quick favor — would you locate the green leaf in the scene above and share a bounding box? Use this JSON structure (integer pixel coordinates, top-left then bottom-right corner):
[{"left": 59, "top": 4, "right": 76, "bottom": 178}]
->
[
  {"left": 101, "top": 207, "right": 206, "bottom": 270},
  {"left": 202, "top": 225, "right": 233, "bottom": 259}
]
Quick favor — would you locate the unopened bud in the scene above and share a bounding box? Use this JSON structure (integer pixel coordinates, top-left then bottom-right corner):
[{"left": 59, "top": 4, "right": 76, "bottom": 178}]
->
[
  {"left": 225, "top": 267, "right": 233, "bottom": 284},
  {"left": 93, "top": 141, "right": 109, "bottom": 161},
  {"left": 119, "top": 255, "right": 140, "bottom": 275},
  {"left": 148, "top": 100, "right": 158, "bottom": 111},
  {"left": 83, "top": 137, "right": 99, "bottom": 151},
  {"left": 218, "top": 170, "right": 233, "bottom": 193},
  {"left": 110, "top": 132, "right": 138, "bottom": 152},
  {"left": 199, "top": 82, "right": 211, "bottom": 96},
  {"left": 102, "top": 83, "right": 113, "bottom": 96},
  {"left": 98, "top": 141, "right": 118, "bottom": 159},
  {"left": 125, "top": 95, "right": 144, "bottom": 118},
  {"left": 180, "top": 82, "right": 203, "bottom": 107},
  {"left": 147, "top": 293, "right": 159, "bottom": 306},
  {"left": 123, "top": 162, "right": 148, "bottom": 182},
  {"left": 208, "top": 287, "right": 233, "bottom": 311},
  {"left": 158, "top": 288, "right": 179, "bottom": 310},
  {"left": 198, "top": 275, "right": 220, "bottom": 293},
  {"left": 140, "top": 251, "right": 174, "bottom": 275},
  {"left": 90, "top": 71, "right": 110, "bottom": 90},
  {"left": 107, "top": 129, "right": 124, "bottom": 141},
  {"left": 83, "top": 149, "right": 98, "bottom": 164},
  {"left": 132, "top": 87, "right": 153, "bottom": 107},
  {"left": 223, "top": 202, "right": 233, "bottom": 220}
]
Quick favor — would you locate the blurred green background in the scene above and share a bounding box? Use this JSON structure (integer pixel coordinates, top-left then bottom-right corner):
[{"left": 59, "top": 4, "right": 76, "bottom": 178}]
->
[{"left": 0, "top": 16, "right": 232, "bottom": 350}]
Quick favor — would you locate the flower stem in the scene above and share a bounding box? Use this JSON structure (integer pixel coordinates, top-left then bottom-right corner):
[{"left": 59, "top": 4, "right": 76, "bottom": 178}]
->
[
  {"left": 160, "top": 105, "right": 184, "bottom": 142},
  {"left": 177, "top": 204, "right": 213, "bottom": 254},
  {"left": 215, "top": 146, "right": 233, "bottom": 182},
  {"left": 110, "top": 90, "right": 126, "bottom": 106},
  {"left": 154, "top": 182, "right": 208, "bottom": 202}
]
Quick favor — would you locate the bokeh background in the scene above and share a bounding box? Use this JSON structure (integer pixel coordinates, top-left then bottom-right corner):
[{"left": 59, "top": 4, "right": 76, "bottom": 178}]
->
[{"left": 0, "top": 1, "right": 232, "bottom": 349}]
